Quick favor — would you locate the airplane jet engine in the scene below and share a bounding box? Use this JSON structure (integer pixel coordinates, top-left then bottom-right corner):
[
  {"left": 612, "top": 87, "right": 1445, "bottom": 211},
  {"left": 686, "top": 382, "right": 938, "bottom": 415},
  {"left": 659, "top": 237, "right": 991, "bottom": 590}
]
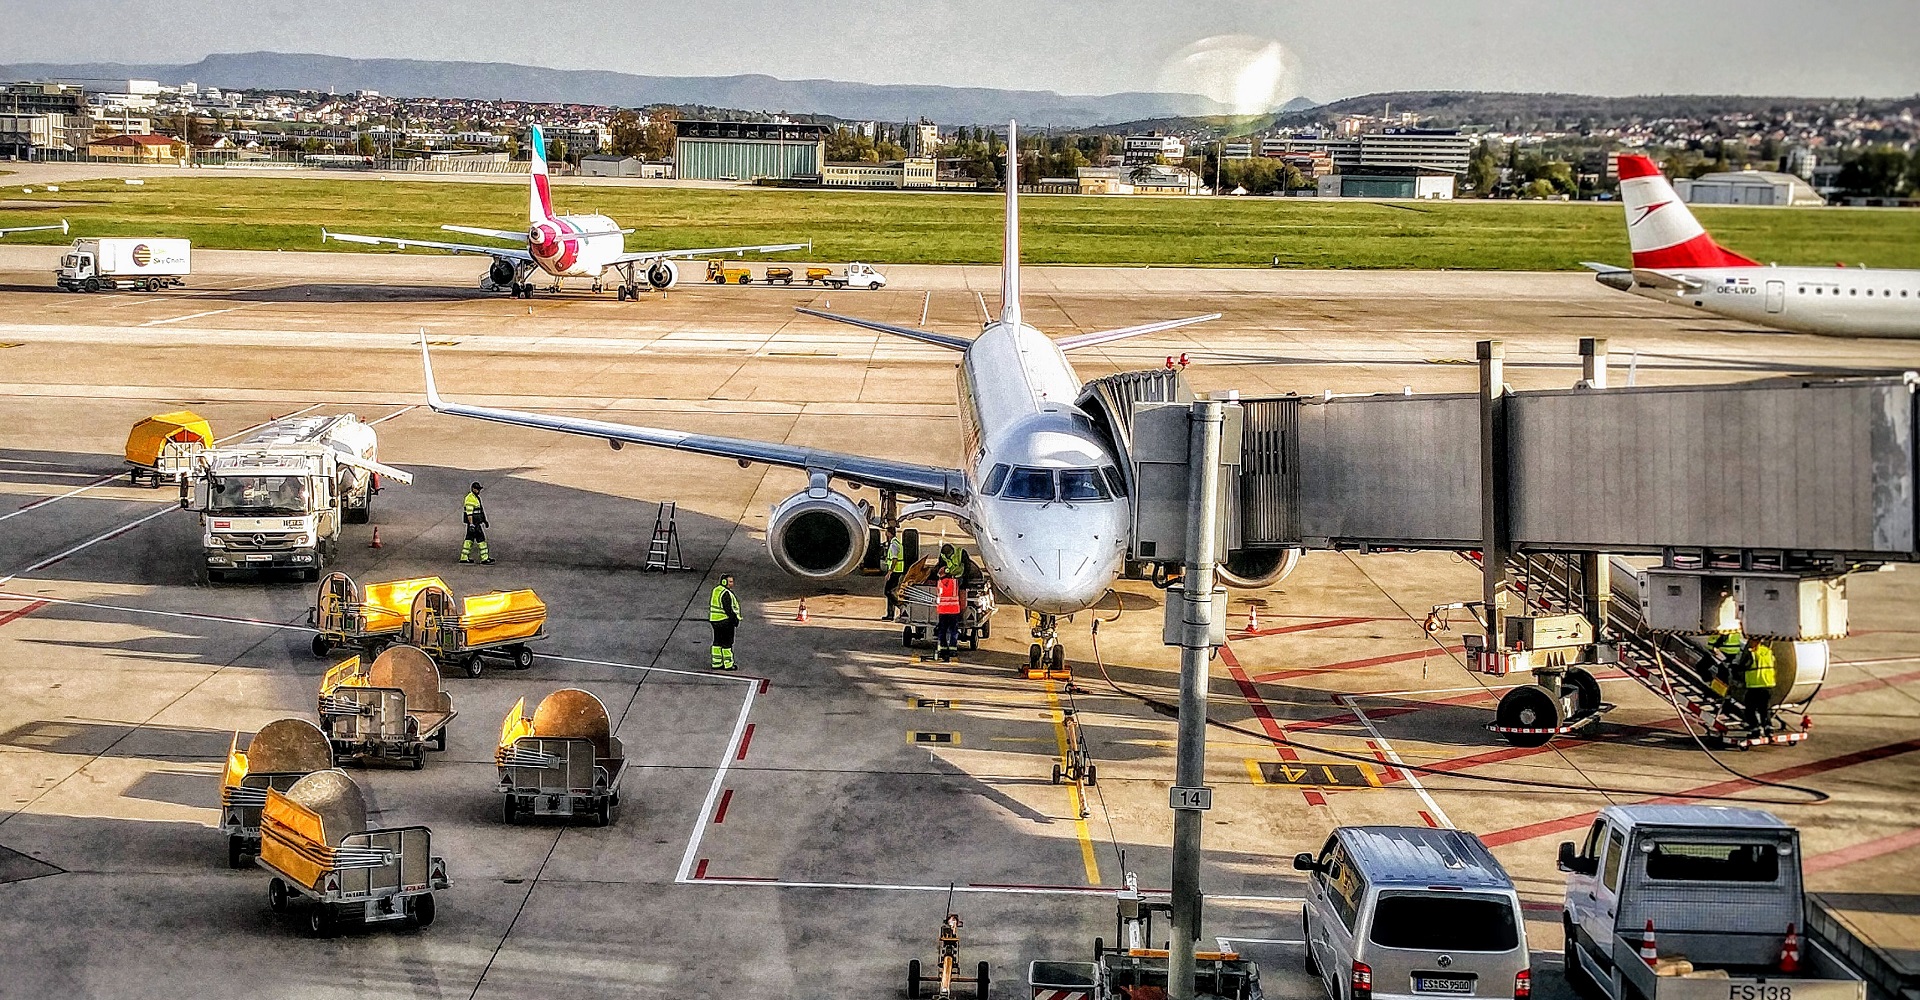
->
[
  {"left": 646, "top": 259, "right": 679, "bottom": 290},
  {"left": 767, "top": 486, "right": 871, "bottom": 580},
  {"left": 1216, "top": 547, "right": 1303, "bottom": 589},
  {"left": 485, "top": 259, "right": 517, "bottom": 289}
]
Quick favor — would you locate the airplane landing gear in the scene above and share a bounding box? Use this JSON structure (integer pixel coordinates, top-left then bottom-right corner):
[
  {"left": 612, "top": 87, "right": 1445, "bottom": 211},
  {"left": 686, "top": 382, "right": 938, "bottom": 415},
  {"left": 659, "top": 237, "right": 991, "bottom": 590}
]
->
[
  {"left": 1026, "top": 613, "right": 1067, "bottom": 678},
  {"left": 591, "top": 278, "right": 604, "bottom": 293}
]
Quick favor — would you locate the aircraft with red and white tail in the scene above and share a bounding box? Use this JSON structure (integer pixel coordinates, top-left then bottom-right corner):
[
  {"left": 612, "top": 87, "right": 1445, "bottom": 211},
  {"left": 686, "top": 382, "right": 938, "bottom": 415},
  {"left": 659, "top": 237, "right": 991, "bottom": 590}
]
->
[
  {"left": 321, "top": 125, "right": 806, "bottom": 299},
  {"left": 1583, "top": 154, "right": 1920, "bottom": 338}
]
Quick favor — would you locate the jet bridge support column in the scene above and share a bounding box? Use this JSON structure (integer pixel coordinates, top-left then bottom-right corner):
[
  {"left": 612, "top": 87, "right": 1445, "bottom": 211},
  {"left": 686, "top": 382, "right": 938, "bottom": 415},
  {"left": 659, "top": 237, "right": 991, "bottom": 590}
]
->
[
  {"left": 1477, "top": 341, "right": 1511, "bottom": 650},
  {"left": 1169, "top": 398, "right": 1224, "bottom": 1000},
  {"left": 1579, "top": 338, "right": 1612, "bottom": 639}
]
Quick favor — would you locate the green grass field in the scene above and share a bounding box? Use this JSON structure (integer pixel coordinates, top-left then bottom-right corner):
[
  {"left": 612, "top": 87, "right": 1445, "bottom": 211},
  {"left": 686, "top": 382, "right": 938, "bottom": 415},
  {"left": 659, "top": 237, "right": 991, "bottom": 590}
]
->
[{"left": 3, "top": 174, "right": 1918, "bottom": 270}]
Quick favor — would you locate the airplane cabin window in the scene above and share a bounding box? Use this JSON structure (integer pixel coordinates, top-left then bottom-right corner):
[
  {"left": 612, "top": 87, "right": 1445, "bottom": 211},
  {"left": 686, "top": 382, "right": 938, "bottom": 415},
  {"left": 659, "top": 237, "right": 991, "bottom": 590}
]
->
[
  {"left": 1002, "top": 467, "right": 1056, "bottom": 501},
  {"left": 1059, "top": 469, "right": 1111, "bottom": 502},
  {"left": 981, "top": 464, "right": 1011, "bottom": 496}
]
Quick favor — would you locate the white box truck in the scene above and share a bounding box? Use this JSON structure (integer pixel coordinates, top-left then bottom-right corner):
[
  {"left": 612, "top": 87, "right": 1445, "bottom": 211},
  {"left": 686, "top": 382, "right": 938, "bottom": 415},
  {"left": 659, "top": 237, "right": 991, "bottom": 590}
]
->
[{"left": 57, "top": 237, "right": 191, "bottom": 292}]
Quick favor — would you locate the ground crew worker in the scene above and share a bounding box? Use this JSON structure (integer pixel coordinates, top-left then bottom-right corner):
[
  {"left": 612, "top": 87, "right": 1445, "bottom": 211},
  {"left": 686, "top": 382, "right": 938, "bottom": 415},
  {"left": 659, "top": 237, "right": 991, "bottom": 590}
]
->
[
  {"left": 883, "top": 532, "right": 907, "bottom": 621},
  {"left": 940, "top": 542, "right": 965, "bottom": 580},
  {"left": 1741, "top": 639, "right": 1778, "bottom": 738},
  {"left": 934, "top": 567, "right": 963, "bottom": 661},
  {"left": 460, "top": 482, "right": 492, "bottom": 564},
  {"left": 1707, "top": 628, "right": 1746, "bottom": 690},
  {"left": 709, "top": 573, "right": 740, "bottom": 671}
]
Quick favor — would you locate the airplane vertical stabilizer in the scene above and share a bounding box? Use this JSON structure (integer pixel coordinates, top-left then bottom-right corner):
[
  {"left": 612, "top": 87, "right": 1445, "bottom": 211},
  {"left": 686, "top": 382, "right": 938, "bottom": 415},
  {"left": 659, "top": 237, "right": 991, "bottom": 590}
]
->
[
  {"left": 529, "top": 124, "right": 555, "bottom": 223},
  {"left": 1617, "top": 154, "right": 1757, "bottom": 269},
  {"left": 1001, "top": 119, "right": 1022, "bottom": 328}
]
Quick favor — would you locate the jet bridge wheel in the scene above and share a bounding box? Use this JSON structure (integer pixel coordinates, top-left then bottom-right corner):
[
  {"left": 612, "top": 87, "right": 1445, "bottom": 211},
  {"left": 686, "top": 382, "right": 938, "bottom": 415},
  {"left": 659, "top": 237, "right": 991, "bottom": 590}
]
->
[
  {"left": 1495, "top": 684, "right": 1562, "bottom": 747},
  {"left": 1564, "top": 666, "right": 1603, "bottom": 719}
]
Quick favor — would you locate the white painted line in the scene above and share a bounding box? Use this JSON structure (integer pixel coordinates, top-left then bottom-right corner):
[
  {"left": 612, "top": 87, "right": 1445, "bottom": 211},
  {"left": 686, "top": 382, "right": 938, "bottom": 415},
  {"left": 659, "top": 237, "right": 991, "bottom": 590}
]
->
[
  {"left": 676, "top": 677, "right": 761, "bottom": 883},
  {"left": 1350, "top": 675, "right": 1636, "bottom": 700},
  {"left": 369, "top": 404, "right": 417, "bottom": 425},
  {"left": 0, "top": 590, "right": 308, "bottom": 630},
  {"left": 1218, "top": 936, "right": 1305, "bottom": 947},
  {"left": 679, "top": 875, "right": 1303, "bottom": 903},
  {"left": 0, "top": 505, "right": 176, "bottom": 586},
  {"left": 139, "top": 307, "right": 244, "bottom": 327},
  {"left": 542, "top": 652, "right": 765, "bottom": 685},
  {"left": 1338, "top": 694, "right": 1455, "bottom": 830}
]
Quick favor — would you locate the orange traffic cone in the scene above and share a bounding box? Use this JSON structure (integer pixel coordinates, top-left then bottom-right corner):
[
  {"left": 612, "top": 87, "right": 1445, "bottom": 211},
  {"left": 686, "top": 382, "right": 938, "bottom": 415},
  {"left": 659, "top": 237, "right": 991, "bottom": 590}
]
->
[
  {"left": 1639, "top": 919, "right": 1659, "bottom": 967},
  {"left": 795, "top": 598, "right": 808, "bottom": 623},
  {"left": 1779, "top": 923, "right": 1801, "bottom": 973},
  {"left": 369, "top": 526, "right": 382, "bottom": 549},
  {"left": 1245, "top": 605, "right": 1260, "bottom": 634}
]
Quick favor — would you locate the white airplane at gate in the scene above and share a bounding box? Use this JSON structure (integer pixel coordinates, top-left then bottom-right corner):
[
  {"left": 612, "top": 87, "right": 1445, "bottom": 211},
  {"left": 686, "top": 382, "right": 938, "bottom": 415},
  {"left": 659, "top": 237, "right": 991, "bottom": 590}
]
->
[
  {"left": 420, "top": 121, "right": 1293, "bottom": 665},
  {"left": 1584, "top": 154, "right": 1920, "bottom": 338},
  {"left": 323, "top": 125, "right": 806, "bottom": 299}
]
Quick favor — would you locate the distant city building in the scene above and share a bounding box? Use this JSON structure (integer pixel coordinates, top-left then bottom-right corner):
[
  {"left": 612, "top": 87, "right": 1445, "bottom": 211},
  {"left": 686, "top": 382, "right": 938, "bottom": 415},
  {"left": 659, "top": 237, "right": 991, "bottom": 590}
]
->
[
  {"left": 910, "top": 119, "right": 940, "bottom": 157},
  {"left": 1784, "top": 147, "right": 1817, "bottom": 180},
  {"left": 580, "top": 154, "right": 663, "bottom": 178},
  {"left": 1122, "top": 132, "right": 1186, "bottom": 164},
  {"left": 852, "top": 121, "right": 877, "bottom": 140},
  {"left": 1073, "top": 164, "right": 1206, "bottom": 195},
  {"left": 1358, "top": 128, "right": 1472, "bottom": 175},
  {"left": 124, "top": 80, "right": 161, "bottom": 96},
  {"left": 545, "top": 124, "right": 610, "bottom": 155},
  {"left": 1262, "top": 135, "right": 1362, "bottom": 171},
  {"left": 1674, "top": 170, "right": 1824, "bottom": 207},
  {"left": 86, "top": 133, "right": 185, "bottom": 160},
  {"left": 1315, "top": 166, "right": 1456, "bottom": 199},
  {"left": 673, "top": 120, "right": 829, "bottom": 181},
  {"left": 178, "top": 82, "right": 198, "bottom": 97},
  {"left": 1221, "top": 140, "right": 1253, "bottom": 160},
  {"left": 822, "top": 156, "right": 939, "bottom": 189}
]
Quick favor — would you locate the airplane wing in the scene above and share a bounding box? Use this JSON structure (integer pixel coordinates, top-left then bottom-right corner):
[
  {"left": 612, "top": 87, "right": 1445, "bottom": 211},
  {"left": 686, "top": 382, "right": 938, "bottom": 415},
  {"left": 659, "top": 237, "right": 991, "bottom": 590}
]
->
[
  {"left": 605, "top": 241, "right": 810, "bottom": 267},
  {"left": 1055, "top": 313, "right": 1221, "bottom": 351},
  {"left": 795, "top": 307, "right": 972, "bottom": 351},
  {"left": 441, "top": 225, "right": 531, "bottom": 243},
  {"left": 0, "top": 219, "right": 68, "bottom": 237},
  {"left": 419, "top": 335, "right": 966, "bottom": 501},
  {"left": 321, "top": 228, "right": 534, "bottom": 262}
]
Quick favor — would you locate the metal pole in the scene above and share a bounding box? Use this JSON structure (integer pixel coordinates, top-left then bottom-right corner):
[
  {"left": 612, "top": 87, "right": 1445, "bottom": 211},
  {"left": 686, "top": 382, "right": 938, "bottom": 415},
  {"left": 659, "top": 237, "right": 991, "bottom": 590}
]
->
[
  {"left": 1477, "top": 340, "right": 1509, "bottom": 647},
  {"left": 1579, "top": 338, "right": 1610, "bottom": 637},
  {"left": 1170, "top": 398, "right": 1224, "bottom": 1000}
]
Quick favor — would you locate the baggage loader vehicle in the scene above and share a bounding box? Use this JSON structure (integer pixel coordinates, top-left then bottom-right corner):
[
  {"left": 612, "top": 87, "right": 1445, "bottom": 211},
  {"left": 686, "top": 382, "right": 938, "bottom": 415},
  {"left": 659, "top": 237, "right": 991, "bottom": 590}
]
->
[
  {"left": 403, "top": 582, "right": 547, "bottom": 678},
  {"left": 258, "top": 769, "right": 449, "bottom": 937},
  {"left": 308, "top": 573, "right": 450, "bottom": 659},
  {"left": 219, "top": 718, "right": 333, "bottom": 869},
  {"left": 496, "top": 688, "right": 628, "bottom": 826},
  {"left": 899, "top": 558, "right": 995, "bottom": 652},
  {"left": 124, "top": 410, "right": 211, "bottom": 487},
  {"left": 317, "top": 646, "right": 455, "bottom": 769}
]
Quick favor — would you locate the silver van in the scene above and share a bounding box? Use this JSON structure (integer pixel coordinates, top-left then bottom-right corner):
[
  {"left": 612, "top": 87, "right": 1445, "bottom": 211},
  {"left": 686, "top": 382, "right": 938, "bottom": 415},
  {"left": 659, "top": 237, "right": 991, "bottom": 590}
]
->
[{"left": 1294, "top": 826, "right": 1531, "bottom": 1000}]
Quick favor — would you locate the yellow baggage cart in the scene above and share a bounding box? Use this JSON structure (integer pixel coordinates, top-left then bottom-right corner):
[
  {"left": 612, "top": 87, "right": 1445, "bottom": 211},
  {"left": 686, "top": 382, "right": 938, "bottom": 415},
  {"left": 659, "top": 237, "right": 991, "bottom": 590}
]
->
[
  {"left": 404, "top": 583, "right": 547, "bottom": 678},
  {"left": 317, "top": 646, "right": 456, "bottom": 769},
  {"left": 496, "top": 689, "right": 628, "bottom": 826},
  {"left": 308, "top": 572, "right": 449, "bottom": 659},
  {"left": 219, "top": 718, "right": 333, "bottom": 869},
  {"left": 258, "top": 769, "right": 449, "bottom": 937},
  {"left": 123, "top": 410, "right": 211, "bottom": 487}
]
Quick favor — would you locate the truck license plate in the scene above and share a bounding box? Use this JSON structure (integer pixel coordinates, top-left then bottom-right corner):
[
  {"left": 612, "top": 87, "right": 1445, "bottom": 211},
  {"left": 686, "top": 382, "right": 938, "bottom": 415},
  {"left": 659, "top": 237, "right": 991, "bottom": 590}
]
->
[
  {"left": 1415, "top": 977, "right": 1475, "bottom": 995},
  {"left": 244, "top": 554, "right": 272, "bottom": 562}
]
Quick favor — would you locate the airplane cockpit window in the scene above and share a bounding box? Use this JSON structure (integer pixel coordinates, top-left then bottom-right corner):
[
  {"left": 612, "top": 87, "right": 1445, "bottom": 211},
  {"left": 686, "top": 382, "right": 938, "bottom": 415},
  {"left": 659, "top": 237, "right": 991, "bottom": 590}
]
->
[
  {"left": 1101, "top": 466, "right": 1128, "bottom": 498},
  {"left": 1002, "top": 467, "right": 1056, "bottom": 501},
  {"left": 981, "top": 464, "right": 1011, "bottom": 496},
  {"left": 1059, "top": 469, "right": 1111, "bottom": 502}
]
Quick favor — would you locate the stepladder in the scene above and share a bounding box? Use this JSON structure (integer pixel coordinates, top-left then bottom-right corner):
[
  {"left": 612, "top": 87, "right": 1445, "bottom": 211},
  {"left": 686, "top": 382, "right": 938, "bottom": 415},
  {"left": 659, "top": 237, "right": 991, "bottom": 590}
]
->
[{"left": 644, "top": 501, "right": 689, "bottom": 571}]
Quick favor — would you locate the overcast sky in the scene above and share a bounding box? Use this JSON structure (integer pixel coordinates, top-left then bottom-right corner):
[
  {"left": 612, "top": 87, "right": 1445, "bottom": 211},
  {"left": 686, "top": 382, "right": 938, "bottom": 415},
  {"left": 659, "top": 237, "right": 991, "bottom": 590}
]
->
[{"left": 5, "top": 0, "right": 1917, "bottom": 103}]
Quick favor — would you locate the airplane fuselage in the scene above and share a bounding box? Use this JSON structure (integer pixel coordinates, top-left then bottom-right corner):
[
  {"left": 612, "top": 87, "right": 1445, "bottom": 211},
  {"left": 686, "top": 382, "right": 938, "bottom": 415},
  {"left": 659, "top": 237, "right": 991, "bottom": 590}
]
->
[
  {"left": 957, "top": 320, "right": 1131, "bottom": 614},
  {"left": 530, "top": 213, "right": 626, "bottom": 278},
  {"left": 1623, "top": 265, "right": 1920, "bottom": 338}
]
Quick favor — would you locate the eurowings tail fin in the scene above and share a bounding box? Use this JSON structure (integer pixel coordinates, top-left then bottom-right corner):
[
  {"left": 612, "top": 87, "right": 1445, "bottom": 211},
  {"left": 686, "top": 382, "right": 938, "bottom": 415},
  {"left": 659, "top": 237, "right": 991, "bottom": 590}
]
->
[
  {"left": 529, "top": 124, "right": 554, "bottom": 223},
  {"left": 1000, "top": 119, "right": 1021, "bottom": 328},
  {"left": 1617, "top": 154, "right": 1757, "bottom": 269}
]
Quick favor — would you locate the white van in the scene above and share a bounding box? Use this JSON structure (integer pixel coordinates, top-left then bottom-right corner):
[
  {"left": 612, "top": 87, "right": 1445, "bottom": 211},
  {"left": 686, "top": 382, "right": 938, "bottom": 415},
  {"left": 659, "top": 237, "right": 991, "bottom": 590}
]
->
[{"left": 1295, "top": 826, "right": 1531, "bottom": 1000}]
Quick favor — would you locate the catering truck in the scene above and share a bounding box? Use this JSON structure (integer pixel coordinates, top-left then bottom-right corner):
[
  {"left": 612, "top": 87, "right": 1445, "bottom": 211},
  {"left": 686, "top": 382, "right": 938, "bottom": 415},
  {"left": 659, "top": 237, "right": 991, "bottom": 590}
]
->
[
  {"left": 178, "top": 413, "right": 411, "bottom": 581},
  {"left": 1559, "top": 805, "right": 1865, "bottom": 1000},
  {"left": 56, "top": 237, "right": 191, "bottom": 292}
]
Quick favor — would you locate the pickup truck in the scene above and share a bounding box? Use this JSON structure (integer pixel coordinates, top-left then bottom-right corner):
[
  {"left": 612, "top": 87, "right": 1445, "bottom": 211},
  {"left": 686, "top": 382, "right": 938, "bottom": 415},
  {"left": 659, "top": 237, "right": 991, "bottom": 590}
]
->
[{"left": 1559, "top": 805, "right": 1863, "bottom": 1000}]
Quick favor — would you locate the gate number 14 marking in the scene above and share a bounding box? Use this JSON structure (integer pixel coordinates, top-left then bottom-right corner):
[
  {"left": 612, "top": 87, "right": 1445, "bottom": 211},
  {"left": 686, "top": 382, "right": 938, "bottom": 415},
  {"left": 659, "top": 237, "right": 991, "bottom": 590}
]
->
[{"left": 1170, "top": 786, "right": 1213, "bottom": 811}]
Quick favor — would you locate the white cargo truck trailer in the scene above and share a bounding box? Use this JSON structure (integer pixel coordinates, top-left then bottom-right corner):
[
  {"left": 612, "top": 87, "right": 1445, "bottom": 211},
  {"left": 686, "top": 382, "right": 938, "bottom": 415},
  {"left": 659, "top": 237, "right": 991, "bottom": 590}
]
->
[
  {"left": 56, "top": 237, "right": 190, "bottom": 292},
  {"left": 174, "top": 414, "right": 411, "bottom": 582}
]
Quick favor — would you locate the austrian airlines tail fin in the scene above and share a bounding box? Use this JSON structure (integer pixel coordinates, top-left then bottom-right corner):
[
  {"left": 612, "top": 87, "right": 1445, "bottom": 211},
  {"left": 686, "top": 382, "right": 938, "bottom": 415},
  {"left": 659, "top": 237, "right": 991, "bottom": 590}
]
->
[
  {"left": 1617, "top": 154, "right": 1757, "bottom": 269},
  {"left": 528, "top": 124, "right": 555, "bottom": 224},
  {"left": 1001, "top": 119, "right": 1022, "bottom": 328}
]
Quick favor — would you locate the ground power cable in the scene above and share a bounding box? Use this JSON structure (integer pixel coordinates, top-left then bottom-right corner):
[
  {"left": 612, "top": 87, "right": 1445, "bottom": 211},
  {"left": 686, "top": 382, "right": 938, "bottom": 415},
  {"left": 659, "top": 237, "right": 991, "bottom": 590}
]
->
[
  {"left": 1645, "top": 640, "right": 1831, "bottom": 804},
  {"left": 1083, "top": 620, "right": 1827, "bottom": 807}
]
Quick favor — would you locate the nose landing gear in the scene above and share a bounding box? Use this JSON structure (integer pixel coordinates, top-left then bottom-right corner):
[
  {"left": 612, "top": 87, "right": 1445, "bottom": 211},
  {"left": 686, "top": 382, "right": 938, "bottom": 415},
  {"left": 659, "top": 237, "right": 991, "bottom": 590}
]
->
[{"left": 1026, "top": 612, "right": 1069, "bottom": 679}]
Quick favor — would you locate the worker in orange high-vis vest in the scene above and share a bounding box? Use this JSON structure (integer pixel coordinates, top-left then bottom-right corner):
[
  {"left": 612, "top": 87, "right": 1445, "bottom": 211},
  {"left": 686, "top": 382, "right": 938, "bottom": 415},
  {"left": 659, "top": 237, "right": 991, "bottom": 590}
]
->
[{"left": 934, "top": 567, "right": 963, "bottom": 661}]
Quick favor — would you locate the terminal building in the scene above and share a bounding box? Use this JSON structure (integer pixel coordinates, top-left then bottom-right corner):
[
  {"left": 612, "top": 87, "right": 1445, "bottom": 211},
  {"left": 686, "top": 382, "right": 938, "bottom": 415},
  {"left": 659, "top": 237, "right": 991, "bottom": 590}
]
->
[
  {"left": 1358, "top": 128, "right": 1472, "bottom": 175},
  {"left": 673, "top": 120, "right": 830, "bottom": 182},
  {"left": 1316, "top": 166, "right": 1457, "bottom": 199},
  {"left": 821, "top": 157, "right": 939, "bottom": 189},
  {"left": 1122, "top": 132, "right": 1187, "bottom": 164}
]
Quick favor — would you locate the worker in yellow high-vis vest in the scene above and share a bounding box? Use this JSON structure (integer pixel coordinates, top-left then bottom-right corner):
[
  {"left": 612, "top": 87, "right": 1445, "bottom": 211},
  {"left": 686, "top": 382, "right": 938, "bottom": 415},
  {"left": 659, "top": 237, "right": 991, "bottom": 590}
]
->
[
  {"left": 709, "top": 574, "right": 740, "bottom": 671},
  {"left": 1740, "top": 639, "right": 1778, "bottom": 738},
  {"left": 882, "top": 532, "right": 907, "bottom": 621},
  {"left": 460, "top": 482, "right": 492, "bottom": 564}
]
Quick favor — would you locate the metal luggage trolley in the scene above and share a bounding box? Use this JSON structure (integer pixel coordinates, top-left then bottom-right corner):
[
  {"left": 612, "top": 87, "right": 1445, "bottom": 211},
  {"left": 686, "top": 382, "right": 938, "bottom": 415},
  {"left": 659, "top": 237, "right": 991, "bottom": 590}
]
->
[
  {"left": 307, "top": 572, "right": 448, "bottom": 659},
  {"left": 219, "top": 718, "right": 333, "bottom": 869},
  {"left": 901, "top": 577, "right": 996, "bottom": 652},
  {"left": 404, "top": 582, "right": 547, "bottom": 678},
  {"left": 317, "top": 646, "right": 456, "bottom": 770},
  {"left": 496, "top": 689, "right": 628, "bottom": 826},
  {"left": 257, "top": 769, "right": 449, "bottom": 937},
  {"left": 1051, "top": 707, "right": 1097, "bottom": 794}
]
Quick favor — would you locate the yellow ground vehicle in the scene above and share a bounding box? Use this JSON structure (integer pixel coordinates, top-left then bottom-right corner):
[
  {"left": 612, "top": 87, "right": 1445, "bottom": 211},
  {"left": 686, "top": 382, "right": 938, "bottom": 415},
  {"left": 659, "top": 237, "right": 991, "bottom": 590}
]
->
[
  {"left": 706, "top": 259, "right": 752, "bottom": 284},
  {"left": 803, "top": 266, "right": 835, "bottom": 284},
  {"left": 496, "top": 689, "right": 629, "bottom": 826},
  {"left": 258, "top": 769, "right": 448, "bottom": 937},
  {"left": 308, "top": 572, "right": 449, "bottom": 659},
  {"left": 124, "top": 410, "right": 211, "bottom": 487},
  {"left": 403, "top": 583, "right": 547, "bottom": 678},
  {"left": 219, "top": 718, "right": 333, "bottom": 869},
  {"left": 764, "top": 266, "right": 797, "bottom": 285},
  {"left": 317, "top": 646, "right": 455, "bottom": 769}
]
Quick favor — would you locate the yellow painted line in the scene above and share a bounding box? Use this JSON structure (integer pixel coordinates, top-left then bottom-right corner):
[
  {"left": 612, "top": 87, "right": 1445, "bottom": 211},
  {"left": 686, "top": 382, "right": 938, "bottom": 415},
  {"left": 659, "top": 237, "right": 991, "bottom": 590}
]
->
[
  {"left": 1045, "top": 679, "right": 1100, "bottom": 886},
  {"left": 1245, "top": 759, "right": 1267, "bottom": 785}
]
